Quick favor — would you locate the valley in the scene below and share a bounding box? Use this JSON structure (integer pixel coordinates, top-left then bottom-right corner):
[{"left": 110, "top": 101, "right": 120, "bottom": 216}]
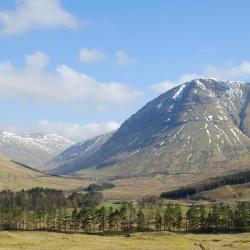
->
[
  {"left": 1, "top": 79, "right": 250, "bottom": 249},
  {"left": 1, "top": 1, "right": 249, "bottom": 249}
]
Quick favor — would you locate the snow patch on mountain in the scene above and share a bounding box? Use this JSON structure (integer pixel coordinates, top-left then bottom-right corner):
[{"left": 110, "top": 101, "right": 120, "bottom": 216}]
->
[{"left": 173, "top": 84, "right": 186, "bottom": 100}]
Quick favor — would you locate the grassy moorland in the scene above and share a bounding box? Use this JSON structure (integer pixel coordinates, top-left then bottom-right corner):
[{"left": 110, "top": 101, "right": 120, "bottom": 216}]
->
[{"left": 0, "top": 231, "right": 250, "bottom": 250}]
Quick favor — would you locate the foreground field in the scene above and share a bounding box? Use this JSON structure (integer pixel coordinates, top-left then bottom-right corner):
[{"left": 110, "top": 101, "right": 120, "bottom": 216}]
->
[{"left": 1, "top": 231, "right": 250, "bottom": 250}]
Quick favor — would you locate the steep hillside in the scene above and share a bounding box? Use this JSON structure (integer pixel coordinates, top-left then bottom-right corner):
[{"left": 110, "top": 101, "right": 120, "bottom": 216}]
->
[
  {"left": 46, "top": 132, "right": 113, "bottom": 171},
  {"left": 194, "top": 183, "right": 250, "bottom": 201},
  {"left": 53, "top": 78, "right": 250, "bottom": 178},
  {"left": 0, "top": 131, "right": 73, "bottom": 169},
  {"left": 0, "top": 156, "right": 91, "bottom": 191}
]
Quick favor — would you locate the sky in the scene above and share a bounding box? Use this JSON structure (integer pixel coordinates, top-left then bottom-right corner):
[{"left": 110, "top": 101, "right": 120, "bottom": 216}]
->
[{"left": 0, "top": 0, "right": 250, "bottom": 142}]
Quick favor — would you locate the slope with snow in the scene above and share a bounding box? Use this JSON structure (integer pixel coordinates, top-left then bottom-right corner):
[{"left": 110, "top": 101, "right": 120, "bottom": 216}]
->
[
  {"left": 52, "top": 78, "right": 250, "bottom": 177},
  {"left": 47, "top": 132, "right": 113, "bottom": 171},
  {"left": 0, "top": 131, "right": 74, "bottom": 169}
]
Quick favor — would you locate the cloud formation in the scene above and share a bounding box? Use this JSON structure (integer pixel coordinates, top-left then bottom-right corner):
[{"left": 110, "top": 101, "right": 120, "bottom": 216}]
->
[
  {"left": 0, "top": 51, "right": 143, "bottom": 108},
  {"left": 151, "top": 61, "right": 250, "bottom": 94},
  {"left": 37, "top": 120, "right": 120, "bottom": 142},
  {"left": 80, "top": 48, "right": 106, "bottom": 63},
  {"left": 115, "top": 50, "right": 135, "bottom": 65},
  {"left": 0, "top": 0, "right": 79, "bottom": 36},
  {"left": 206, "top": 62, "right": 250, "bottom": 80}
]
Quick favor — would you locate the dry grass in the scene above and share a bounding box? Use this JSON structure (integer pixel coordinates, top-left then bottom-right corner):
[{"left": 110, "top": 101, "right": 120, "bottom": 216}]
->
[
  {"left": 0, "top": 231, "right": 250, "bottom": 250},
  {"left": 102, "top": 173, "right": 210, "bottom": 200},
  {"left": 0, "top": 156, "right": 92, "bottom": 192}
]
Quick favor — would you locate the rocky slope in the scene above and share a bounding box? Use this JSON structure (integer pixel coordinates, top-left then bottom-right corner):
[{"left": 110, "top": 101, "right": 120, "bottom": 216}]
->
[
  {"left": 0, "top": 131, "right": 73, "bottom": 169},
  {"left": 46, "top": 132, "right": 113, "bottom": 171},
  {"left": 52, "top": 78, "right": 250, "bottom": 177}
]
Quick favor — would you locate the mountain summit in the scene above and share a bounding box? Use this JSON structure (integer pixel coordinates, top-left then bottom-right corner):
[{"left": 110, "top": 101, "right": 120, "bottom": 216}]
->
[{"left": 52, "top": 78, "right": 250, "bottom": 177}]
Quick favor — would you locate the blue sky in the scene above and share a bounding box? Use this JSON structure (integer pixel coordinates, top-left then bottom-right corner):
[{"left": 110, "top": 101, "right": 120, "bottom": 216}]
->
[{"left": 0, "top": 0, "right": 250, "bottom": 141}]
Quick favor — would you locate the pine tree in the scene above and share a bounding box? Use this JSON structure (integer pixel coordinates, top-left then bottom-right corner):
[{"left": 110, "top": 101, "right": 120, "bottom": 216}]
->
[
  {"left": 155, "top": 208, "right": 162, "bottom": 231},
  {"left": 61, "top": 209, "right": 70, "bottom": 233},
  {"left": 174, "top": 204, "right": 182, "bottom": 230},
  {"left": 108, "top": 207, "right": 115, "bottom": 231},
  {"left": 128, "top": 202, "right": 136, "bottom": 232},
  {"left": 186, "top": 204, "right": 200, "bottom": 231},
  {"left": 163, "top": 203, "right": 176, "bottom": 230},
  {"left": 97, "top": 206, "right": 107, "bottom": 232},
  {"left": 199, "top": 205, "right": 206, "bottom": 230},
  {"left": 137, "top": 209, "right": 145, "bottom": 231},
  {"left": 119, "top": 204, "right": 129, "bottom": 232},
  {"left": 71, "top": 208, "right": 79, "bottom": 231}
]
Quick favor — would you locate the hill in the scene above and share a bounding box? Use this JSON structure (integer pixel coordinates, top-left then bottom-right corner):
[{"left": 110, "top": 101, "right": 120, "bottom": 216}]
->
[
  {"left": 160, "top": 169, "right": 250, "bottom": 200},
  {"left": 0, "top": 131, "right": 73, "bottom": 169},
  {"left": 52, "top": 78, "right": 250, "bottom": 179},
  {"left": 194, "top": 183, "right": 250, "bottom": 201},
  {"left": 0, "top": 156, "right": 91, "bottom": 192}
]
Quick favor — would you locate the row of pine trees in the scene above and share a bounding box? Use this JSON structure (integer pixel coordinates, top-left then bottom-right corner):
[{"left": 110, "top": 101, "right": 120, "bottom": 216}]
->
[{"left": 1, "top": 202, "right": 250, "bottom": 233}]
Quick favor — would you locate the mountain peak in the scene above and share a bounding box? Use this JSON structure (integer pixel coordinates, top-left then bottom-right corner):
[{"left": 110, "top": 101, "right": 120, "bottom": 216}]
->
[{"left": 52, "top": 78, "right": 250, "bottom": 178}]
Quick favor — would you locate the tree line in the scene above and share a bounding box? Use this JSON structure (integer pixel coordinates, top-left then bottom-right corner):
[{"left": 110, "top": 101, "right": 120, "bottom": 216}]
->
[
  {"left": 0, "top": 189, "right": 250, "bottom": 234},
  {"left": 83, "top": 182, "right": 115, "bottom": 192},
  {"left": 0, "top": 188, "right": 103, "bottom": 210}
]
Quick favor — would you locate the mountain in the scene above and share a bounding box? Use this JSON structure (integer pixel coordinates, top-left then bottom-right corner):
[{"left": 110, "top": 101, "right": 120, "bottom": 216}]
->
[
  {"left": 46, "top": 132, "right": 113, "bottom": 171},
  {"left": 52, "top": 78, "right": 250, "bottom": 178},
  {"left": 0, "top": 156, "right": 91, "bottom": 191},
  {"left": 0, "top": 131, "right": 74, "bottom": 169}
]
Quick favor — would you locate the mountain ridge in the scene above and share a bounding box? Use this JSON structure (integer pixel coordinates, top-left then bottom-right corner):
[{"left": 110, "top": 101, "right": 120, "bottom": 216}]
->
[{"left": 0, "top": 131, "right": 74, "bottom": 169}]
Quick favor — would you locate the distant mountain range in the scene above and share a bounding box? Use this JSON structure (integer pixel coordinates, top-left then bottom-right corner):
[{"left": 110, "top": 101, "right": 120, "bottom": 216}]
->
[
  {"left": 0, "top": 131, "right": 73, "bottom": 169},
  {"left": 51, "top": 78, "right": 250, "bottom": 178}
]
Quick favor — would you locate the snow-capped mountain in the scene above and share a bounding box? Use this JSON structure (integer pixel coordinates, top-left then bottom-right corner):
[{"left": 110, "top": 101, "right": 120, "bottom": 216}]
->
[
  {"left": 52, "top": 78, "right": 250, "bottom": 177},
  {"left": 0, "top": 131, "right": 74, "bottom": 169},
  {"left": 47, "top": 132, "right": 113, "bottom": 171}
]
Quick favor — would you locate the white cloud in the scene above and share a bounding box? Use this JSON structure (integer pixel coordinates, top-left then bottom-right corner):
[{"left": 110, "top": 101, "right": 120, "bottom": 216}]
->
[
  {"left": 206, "top": 62, "right": 250, "bottom": 80},
  {"left": 115, "top": 50, "right": 135, "bottom": 65},
  {"left": 37, "top": 120, "right": 120, "bottom": 142},
  {"left": 151, "top": 61, "right": 250, "bottom": 94},
  {"left": 80, "top": 48, "right": 106, "bottom": 63},
  {"left": 0, "top": 0, "right": 79, "bottom": 36},
  {"left": 151, "top": 74, "right": 200, "bottom": 93},
  {"left": 26, "top": 51, "right": 49, "bottom": 69},
  {"left": 0, "top": 51, "right": 143, "bottom": 108}
]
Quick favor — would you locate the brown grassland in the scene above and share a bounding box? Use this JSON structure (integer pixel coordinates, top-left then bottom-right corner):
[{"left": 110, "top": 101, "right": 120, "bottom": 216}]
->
[
  {"left": 1, "top": 231, "right": 250, "bottom": 250},
  {"left": 0, "top": 156, "right": 92, "bottom": 192}
]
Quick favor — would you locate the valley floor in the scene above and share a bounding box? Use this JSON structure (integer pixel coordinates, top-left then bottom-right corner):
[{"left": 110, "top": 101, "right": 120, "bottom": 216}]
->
[{"left": 1, "top": 231, "right": 250, "bottom": 250}]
